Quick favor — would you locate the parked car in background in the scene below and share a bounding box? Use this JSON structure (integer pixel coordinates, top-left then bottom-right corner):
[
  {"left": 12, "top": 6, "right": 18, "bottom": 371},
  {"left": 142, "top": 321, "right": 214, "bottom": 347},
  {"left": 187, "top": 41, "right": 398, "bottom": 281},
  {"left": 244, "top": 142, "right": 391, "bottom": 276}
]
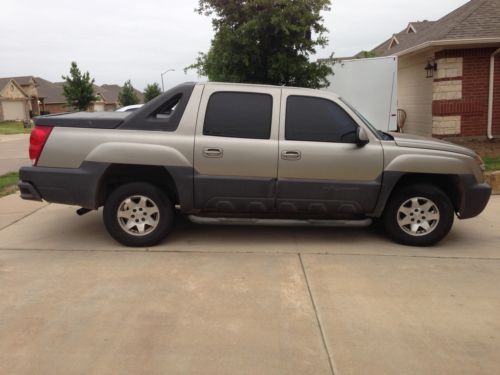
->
[
  {"left": 115, "top": 104, "right": 143, "bottom": 112},
  {"left": 19, "top": 82, "right": 491, "bottom": 247}
]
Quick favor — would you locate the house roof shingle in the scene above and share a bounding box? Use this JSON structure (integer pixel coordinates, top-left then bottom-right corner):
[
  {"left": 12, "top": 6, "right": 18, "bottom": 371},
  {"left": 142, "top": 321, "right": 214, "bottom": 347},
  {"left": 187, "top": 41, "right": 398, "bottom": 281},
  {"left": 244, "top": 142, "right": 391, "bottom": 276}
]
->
[
  {"left": 98, "top": 84, "right": 144, "bottom": 103},
  {"left": 0, "top": 76, "right": 37, "bottom": 92},
  {"left": 0, "top": 76, "right": 37, "bottom": 86},
  {"left": 373, "top": 0, "right": 500, "bottom": 56},
  {"left": 1, "top": 75, "right": 144, "bottom": 104},
  {"left": 35, "top": 77, "right": 66, "bottom": 103},
  {"left": 34, "top": 78, "right": 144, "bottom": 104}
]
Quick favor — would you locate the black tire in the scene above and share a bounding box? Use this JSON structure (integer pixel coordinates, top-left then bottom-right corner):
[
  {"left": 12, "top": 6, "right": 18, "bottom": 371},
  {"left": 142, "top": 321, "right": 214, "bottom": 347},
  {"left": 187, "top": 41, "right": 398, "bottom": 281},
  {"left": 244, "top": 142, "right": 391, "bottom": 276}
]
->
[
  {"left": 382, "top": 184, "right": 454, "bottom": 247},
  {"left": 103, "top": 182, "right": 174, "bottom": 247}
]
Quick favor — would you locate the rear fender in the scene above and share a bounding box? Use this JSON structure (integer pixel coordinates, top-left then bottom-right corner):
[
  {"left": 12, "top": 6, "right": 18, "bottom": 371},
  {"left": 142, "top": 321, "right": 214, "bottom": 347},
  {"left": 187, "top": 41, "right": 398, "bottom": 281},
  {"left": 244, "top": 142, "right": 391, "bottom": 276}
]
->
[{"left": 85, "top": 142, "right": 191, "bottom": 168}]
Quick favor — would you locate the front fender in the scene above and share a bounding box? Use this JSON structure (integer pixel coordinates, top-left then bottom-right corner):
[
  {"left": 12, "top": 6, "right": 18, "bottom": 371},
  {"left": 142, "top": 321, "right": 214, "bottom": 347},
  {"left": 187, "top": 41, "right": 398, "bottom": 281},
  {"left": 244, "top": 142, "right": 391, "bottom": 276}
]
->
[{"left": 385, "top": 154, "right": 473, "bottom": 175}]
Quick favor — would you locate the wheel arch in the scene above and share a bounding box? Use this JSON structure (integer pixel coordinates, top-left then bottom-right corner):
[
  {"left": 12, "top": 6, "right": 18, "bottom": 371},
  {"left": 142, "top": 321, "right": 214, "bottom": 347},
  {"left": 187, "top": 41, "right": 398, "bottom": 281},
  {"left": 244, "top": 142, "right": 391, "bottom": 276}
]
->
[
  {"left": 371, "top": 172, "right": 462, "bottom": 217},
  {"left": 96, "top": 163, "right": 193, "bottom": 210}
]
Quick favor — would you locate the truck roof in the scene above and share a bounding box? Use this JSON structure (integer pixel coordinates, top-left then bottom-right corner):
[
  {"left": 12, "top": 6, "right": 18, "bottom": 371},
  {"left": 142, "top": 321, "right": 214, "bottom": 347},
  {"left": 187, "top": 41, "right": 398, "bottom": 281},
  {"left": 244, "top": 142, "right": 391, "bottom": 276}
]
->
[{"left": 196, "top": 81, "right": 340, "bottom": 98}]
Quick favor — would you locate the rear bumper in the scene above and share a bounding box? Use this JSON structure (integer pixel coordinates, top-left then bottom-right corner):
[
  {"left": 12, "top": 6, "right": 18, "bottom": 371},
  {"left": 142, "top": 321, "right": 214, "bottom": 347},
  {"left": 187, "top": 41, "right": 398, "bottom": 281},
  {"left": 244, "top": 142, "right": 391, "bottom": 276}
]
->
[
  {"left": 458, "top": 176, "right": 491, "bottom": 219},
  {"left": 18, "top": 162, "right": 109, "bottom": 209},
  {"left": 18, "top": 181, "right": 42, "bottom": 201}
]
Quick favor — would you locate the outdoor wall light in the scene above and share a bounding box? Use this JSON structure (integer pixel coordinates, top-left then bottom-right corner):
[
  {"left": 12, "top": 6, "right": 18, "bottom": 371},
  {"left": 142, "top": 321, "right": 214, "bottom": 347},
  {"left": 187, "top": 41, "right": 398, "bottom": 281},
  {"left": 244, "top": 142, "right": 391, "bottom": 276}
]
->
[{"left": 425, "top": 59, "right": 438, "bottom": 78}]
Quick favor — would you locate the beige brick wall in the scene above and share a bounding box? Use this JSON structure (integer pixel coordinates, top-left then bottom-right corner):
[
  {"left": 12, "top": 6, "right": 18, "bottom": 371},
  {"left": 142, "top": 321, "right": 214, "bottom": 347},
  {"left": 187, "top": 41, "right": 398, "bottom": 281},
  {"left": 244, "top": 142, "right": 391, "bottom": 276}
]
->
[
  {"left": 433, "top": 80, "right": 462, "bottom": 101},
  {"left": 432, "top": 115, "right": 461, "bottom": 135},
  {"left": 435, "top": 57, "right": 463, "bottom": 79}
]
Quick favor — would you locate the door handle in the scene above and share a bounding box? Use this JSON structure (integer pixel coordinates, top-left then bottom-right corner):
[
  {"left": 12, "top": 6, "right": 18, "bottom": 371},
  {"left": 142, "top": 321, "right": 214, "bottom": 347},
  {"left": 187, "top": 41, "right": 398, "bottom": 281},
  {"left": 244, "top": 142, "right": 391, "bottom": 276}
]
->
[
  {"left": 203, "top": 147, "right": 223, "bottom": 158},
  {"left": 281, "top": 151, "right": 301, "bottom": 161}
]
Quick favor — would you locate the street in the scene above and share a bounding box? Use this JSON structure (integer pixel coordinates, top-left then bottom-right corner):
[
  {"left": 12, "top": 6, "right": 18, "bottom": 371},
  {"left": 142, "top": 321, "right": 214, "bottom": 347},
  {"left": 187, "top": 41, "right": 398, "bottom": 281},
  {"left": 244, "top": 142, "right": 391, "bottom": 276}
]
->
[{"left": 0, "top": 134, "right": 30, "bottom": 175}]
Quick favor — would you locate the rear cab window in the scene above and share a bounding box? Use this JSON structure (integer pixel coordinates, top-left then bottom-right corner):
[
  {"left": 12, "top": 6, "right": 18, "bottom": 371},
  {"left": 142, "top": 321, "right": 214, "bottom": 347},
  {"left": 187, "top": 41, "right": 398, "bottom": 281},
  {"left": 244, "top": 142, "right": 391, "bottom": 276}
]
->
[{"left": 203, "top": 92, "right": 273, "bottom": 139}]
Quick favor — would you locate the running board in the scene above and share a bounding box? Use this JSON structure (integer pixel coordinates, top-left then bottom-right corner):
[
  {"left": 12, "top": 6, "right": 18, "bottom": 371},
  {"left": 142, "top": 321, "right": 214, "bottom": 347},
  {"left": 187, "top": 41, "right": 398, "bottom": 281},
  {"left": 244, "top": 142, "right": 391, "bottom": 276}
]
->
[{"left": 188, "top": 216, "right": 372, "bottom": 228}]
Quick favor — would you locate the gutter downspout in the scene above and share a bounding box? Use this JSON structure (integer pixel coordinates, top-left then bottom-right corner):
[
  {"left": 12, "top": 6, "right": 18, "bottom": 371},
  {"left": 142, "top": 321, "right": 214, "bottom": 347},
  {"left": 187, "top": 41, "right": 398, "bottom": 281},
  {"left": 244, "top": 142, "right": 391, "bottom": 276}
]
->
[{"left": 487, "top": 47, "right": 500, "bottom": 139}]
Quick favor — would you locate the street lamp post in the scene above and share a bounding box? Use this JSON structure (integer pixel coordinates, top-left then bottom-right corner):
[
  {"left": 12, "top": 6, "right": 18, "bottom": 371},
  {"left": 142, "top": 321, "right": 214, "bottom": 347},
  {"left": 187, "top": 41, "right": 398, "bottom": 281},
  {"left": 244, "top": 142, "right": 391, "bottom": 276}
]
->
[{"left": 161, "top": 69, "right": 175, "bottom": 92}]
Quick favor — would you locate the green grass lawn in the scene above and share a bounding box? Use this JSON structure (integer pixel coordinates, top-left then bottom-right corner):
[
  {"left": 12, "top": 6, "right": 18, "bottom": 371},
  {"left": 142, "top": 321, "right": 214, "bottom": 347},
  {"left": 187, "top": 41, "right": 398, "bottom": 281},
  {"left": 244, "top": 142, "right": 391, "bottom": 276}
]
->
[
  {"left": 0, "top": 121, "right": 31, "bottom": 135},
  {"left": 0, "top": 172, "right": 19, "bottom": 197},
  {"left": 484, "top": 157, "right": 500, "bottom": 172}
]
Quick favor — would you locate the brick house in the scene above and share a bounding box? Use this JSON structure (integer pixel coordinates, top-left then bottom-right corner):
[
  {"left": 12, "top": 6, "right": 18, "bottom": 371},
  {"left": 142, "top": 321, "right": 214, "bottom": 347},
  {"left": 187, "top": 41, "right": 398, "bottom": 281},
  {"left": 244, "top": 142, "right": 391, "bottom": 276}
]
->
[
  {"left": 369, "top": 0, "right": 500, "bottom": 139},
  {"left": 0, "top": 76, "right": 41, "bottom": 121},
  {"left": 35, "top": 78, "right": 143, "bottom": 113},
  {"left": 0, "top": 76, "right": 144, "bottom": 116}
]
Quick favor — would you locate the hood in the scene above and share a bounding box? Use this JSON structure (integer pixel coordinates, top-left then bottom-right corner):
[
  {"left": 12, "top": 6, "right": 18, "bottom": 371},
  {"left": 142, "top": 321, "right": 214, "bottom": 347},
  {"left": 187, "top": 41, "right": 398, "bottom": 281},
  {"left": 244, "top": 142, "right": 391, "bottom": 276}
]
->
[{"left": 389, "top": 132, "right": 477, "bottom": 158}]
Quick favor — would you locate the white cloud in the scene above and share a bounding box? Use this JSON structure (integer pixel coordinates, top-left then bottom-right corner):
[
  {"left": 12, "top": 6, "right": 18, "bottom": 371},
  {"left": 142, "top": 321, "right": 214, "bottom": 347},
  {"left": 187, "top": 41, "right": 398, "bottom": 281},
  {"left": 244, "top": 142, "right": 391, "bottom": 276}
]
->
[{"left": 0, "top": 0, "right": 469, "bottom": 90}]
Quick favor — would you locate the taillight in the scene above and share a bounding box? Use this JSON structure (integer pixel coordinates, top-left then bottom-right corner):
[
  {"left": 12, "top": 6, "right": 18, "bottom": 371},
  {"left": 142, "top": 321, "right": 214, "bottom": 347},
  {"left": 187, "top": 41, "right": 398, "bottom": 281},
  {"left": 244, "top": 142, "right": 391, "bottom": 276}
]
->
[{"left": 29, "top": 126, "right": 53, "bottom": 165}]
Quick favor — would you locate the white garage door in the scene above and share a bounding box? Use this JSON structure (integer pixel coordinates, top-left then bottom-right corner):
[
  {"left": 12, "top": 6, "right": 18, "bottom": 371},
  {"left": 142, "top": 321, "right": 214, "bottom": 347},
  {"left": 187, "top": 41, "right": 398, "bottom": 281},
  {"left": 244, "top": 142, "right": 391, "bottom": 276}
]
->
[
  {"left": 2, "top": 101, "right": 26, "bottom": 121},
  {"left": 93, "top": 103, "right": 105, "bottom": 112}
]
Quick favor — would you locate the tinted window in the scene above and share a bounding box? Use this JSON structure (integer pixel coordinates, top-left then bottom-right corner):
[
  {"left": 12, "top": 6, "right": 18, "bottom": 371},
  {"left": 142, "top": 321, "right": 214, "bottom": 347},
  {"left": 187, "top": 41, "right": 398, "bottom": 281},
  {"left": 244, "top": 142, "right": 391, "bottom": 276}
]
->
[
  {"left": 285, "top": 96, "right": 358, "bottom": 143},
  {"left": 204, "top": 92, "right": 272, "bottom": 139},
  {"left": 153, "top": 94, "right": 181, "bottom": 119}
]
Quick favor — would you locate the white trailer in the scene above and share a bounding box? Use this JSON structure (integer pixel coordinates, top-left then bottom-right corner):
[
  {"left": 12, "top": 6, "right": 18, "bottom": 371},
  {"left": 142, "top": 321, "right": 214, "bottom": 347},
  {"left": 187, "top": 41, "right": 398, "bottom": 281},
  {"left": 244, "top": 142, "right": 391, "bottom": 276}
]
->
[{"left": 325, "top": 56, "right": 398, "bottom": 132}]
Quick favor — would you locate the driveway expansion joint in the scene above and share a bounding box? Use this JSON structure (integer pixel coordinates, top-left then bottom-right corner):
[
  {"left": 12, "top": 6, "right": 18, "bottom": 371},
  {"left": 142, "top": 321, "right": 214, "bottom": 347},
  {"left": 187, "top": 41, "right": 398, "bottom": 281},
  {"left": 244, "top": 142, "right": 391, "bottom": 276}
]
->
[
  {"left": 1, "top": 247, "right": 499, "bottom": 261},
  {"left": 0, "top": 203, "right": 49, "bottom": 232},
  {"left": 299, "top": 253, "right": 338, "bottom": 375}
]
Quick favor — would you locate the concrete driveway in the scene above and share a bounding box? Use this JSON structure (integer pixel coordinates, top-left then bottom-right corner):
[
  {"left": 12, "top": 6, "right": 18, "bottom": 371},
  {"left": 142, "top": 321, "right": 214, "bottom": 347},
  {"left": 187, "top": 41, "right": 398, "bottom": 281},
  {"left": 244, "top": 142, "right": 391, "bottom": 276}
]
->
[
  {"left": 0, "top": 194, "right": 499, "bottom": 374},
  {"left": 0, "top": 134, "right": 30, "bottom": 174}
]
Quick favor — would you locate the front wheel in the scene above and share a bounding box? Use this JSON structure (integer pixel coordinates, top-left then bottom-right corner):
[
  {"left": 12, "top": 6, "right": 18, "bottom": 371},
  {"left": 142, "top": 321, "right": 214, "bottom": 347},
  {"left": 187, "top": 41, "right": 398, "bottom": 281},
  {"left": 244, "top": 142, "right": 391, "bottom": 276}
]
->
[
  {"left": 383, "top": 184, "right": 454, "bottom": 247},
  {"left": 103, "top": 182, "right": 173, "bottom": 247}
]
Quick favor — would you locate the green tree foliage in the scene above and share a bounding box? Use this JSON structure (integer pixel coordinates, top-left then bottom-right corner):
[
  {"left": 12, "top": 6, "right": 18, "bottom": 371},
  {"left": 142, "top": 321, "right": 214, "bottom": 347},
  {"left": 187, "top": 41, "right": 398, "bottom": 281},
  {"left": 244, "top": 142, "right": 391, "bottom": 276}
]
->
[
  {"left": 143, "top": 83, "right": 162, "bottom": 102},
  {"left": 187, "top": 0, "right": 333, "bottom": 89},
  {"left": 118, "top": 80, "right": 140, "bottom": 106},
  {"left": 356, "top": 50, "right": 378, "bottom": 59},
  {"left": 61, "top": 62, "right": 97, "bottom": 111}
]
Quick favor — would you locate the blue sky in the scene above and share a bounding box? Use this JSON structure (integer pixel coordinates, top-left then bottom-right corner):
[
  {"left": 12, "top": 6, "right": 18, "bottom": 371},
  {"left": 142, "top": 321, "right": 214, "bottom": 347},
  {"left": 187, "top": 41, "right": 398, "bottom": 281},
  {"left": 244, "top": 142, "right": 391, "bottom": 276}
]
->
[{"left": 0, "top": 0, "right": 469, "bottom": 90}]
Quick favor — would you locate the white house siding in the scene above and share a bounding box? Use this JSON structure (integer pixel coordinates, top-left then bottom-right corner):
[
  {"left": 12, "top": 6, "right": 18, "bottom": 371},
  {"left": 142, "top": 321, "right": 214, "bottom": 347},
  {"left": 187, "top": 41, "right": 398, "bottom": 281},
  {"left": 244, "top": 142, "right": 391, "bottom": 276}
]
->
[{"left": 397, "top": 52, "right": 434, "bottom": 136}]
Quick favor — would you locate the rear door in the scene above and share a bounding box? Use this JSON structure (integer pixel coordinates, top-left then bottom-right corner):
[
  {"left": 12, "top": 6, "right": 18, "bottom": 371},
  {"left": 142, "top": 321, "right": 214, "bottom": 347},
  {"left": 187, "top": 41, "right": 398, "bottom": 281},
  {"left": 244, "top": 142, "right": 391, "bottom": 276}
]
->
[
  {"left": 193, "top": 85, "right": 280, "bottom": 212},
  {"left": 277, "top": 90, "right": 384, "bottom": 215}
]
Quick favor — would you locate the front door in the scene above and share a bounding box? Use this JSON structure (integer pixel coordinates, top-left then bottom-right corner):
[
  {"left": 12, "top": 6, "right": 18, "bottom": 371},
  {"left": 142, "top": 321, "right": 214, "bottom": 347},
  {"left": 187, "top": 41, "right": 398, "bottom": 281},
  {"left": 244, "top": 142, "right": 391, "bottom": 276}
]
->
[
  {"left": 277, "top": 90, "right": 384, "bottom": 216},
  {"left": 193, "top": 85, "right": 281, "bottom": 213}
]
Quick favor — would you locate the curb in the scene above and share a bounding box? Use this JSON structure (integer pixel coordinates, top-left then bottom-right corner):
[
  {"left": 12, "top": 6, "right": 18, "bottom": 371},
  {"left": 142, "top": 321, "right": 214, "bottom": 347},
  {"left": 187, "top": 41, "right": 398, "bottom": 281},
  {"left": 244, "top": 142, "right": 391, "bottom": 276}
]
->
[{"left": 485, "top": 171, "right": 500, "bottom": 195}]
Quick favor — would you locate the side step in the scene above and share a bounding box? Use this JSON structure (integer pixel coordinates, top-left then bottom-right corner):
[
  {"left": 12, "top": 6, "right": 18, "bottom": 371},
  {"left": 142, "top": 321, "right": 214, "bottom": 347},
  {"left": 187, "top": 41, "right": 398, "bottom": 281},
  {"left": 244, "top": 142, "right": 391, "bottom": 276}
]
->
[{"left": 188, "top": 215, "right": 372, "bottom": 228}]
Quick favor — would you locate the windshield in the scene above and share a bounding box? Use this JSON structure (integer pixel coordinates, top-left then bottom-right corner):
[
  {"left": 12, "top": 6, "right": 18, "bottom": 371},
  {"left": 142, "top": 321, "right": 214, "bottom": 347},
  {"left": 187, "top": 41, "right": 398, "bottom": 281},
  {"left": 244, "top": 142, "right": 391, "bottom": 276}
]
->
[{"left": 339, "top": 98, "right": 384, "bottom": 140}]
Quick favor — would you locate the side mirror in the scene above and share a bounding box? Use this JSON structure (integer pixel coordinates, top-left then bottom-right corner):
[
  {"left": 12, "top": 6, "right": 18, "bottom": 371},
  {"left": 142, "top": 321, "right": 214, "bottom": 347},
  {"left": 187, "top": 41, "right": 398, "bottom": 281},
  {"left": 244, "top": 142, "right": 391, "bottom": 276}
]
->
[{"left": 356, "top": 127, "right": 369, "bottom": 146}]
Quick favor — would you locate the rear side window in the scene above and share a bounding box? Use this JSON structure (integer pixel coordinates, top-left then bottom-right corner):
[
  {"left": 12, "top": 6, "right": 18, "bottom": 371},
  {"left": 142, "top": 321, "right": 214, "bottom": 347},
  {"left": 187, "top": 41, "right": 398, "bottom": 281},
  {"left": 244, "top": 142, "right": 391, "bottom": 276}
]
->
[
  {"left": 285, "top": 96, "right": 358, "bottom": 143},
  {"left": 204, "top": 92, "right": 272, "bottom": 139},
  {"left": 152, "top": 94, "right": 181, "bottom": 119}
]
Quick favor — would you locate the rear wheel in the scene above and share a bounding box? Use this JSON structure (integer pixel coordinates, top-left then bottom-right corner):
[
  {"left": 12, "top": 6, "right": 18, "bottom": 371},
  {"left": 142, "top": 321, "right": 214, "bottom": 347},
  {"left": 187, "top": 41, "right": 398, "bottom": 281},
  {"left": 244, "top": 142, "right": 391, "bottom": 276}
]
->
[
  {"left": 103, "top": 182, "right": 173, "bottom": 247},
  {"left": 383, "top": 184, "right": 454, "bottom": 246}
]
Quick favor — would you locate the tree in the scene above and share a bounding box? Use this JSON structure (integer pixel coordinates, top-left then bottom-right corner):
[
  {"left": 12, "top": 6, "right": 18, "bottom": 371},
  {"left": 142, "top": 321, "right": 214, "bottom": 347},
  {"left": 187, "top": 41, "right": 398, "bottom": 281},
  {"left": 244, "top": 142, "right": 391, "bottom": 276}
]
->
[
  {"left": 187, "top": 0, "right": 333, "bottom": 89},
  {"left": 143, "top": 83, "right": 162, "bottom": 102},
  {"left": 356, "top": 50, "right": 377, "bottom": 59},
  {"left": 61, "top": 61, "right": 97, "bottom": 111},
  {"left": 118, "top": 80, "right": 139, "bottom": 106}
]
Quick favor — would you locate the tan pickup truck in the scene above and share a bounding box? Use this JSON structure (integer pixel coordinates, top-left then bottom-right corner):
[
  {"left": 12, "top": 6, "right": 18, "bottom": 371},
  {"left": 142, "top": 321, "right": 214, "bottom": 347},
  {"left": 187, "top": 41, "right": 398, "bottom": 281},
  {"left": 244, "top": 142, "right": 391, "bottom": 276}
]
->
[{"left": 19, "top": 82, "right": 491, "bottom": 247}]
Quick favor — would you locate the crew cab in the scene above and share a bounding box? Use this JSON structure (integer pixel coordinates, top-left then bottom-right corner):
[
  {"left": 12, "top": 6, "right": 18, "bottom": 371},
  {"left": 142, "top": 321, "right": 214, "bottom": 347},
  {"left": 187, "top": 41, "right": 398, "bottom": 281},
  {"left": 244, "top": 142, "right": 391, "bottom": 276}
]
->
[{"left": 19, "top": 82, "right": 491, "bottom": 247}]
